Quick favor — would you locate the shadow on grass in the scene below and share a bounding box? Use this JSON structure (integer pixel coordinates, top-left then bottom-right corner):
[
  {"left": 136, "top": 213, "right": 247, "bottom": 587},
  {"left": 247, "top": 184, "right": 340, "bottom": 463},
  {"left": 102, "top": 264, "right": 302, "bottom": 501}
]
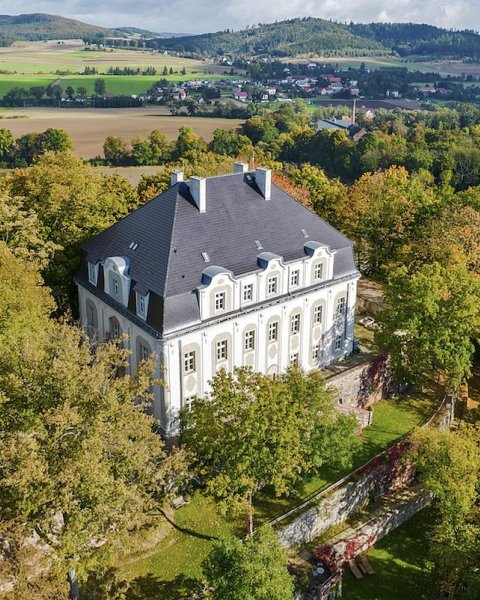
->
[
  {"left": 126, "top": 573, "right": 201, "bottom": 600},
  {"left": 159, "top": 508, "right": 220, "bottom": 542}
]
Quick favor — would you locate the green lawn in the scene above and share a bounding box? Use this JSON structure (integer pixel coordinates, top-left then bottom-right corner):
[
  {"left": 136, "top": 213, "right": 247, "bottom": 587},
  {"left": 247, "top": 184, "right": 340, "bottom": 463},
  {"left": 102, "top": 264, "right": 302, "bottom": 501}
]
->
[
  {"left": 343, "top": 510, "right": 433, "bottom": 599},
  {"left": 117, "top": 394, "right": 436, "bottom": 598}
]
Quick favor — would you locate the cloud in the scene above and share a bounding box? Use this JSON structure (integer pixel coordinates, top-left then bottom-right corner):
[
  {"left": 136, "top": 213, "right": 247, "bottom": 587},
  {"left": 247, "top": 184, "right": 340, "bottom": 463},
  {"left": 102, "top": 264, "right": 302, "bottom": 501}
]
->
[{"left": 1, "top": 0, "right": 480, "bottom": 33}]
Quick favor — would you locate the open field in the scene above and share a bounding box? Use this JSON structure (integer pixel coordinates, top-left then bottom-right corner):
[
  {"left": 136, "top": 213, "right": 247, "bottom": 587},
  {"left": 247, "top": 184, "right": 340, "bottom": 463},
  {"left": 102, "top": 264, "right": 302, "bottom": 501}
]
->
[
  {"left": 0, "top": 40, "right": 224, "bottom": 75},
  {"left": 0, "top": 107, "right": 244, "bottom": 158},
  {"left": 0, "top": 40, "right": 236, "bottom": 97}
]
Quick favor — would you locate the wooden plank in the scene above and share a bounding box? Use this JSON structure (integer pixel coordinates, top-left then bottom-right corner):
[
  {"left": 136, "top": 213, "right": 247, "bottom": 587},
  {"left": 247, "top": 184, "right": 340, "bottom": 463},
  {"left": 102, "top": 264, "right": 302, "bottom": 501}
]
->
[
  {"left": 348, "top": 559, "right": 364, "bottom": 579},
  {"left": 359, "top": 555, "right": 375, "bottom": 575}
]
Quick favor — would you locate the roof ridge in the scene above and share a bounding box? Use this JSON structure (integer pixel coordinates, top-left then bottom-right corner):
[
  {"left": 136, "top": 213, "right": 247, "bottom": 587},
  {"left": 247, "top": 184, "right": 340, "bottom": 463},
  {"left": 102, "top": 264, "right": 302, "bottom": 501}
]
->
[{"left": 162, "top": 188, "right": 180, "bottom": 299}]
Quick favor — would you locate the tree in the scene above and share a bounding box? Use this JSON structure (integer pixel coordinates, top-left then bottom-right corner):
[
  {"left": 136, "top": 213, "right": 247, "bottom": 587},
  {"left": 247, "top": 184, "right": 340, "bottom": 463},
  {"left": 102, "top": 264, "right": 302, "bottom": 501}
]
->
[
  {"left": 339, "top": 166, "right": 440, "bottom": 274},
  {"left": 180, "top": 367, "right": 359, "bottom": 532},
  {"left": 94, "top": 78, "right": 106, "bottom": 96},
  {"left": 173, "top": 126, "right": 207, "bottom": 160},
  {"left": 202, "top": 525, "right": 294, "bottom": 600},
  {"left": 37, "top": 128, "right": 73, "bottom": 155},
  {"left": 208, "top": 128, "right": 251, "bottom": 157},
  {"left": 0, "top": 127, "right": 14, "bottom": 164},
  {"left": 376, "top": 262, "right": 480, "bottom": 388},
  {"left": 76, "top": 86, "right": 87, "bottom": 98},
  {"left": 0, "top": 242, "right": 54, "bottom": 343},
  {"left": 0, "top": 322, "right": 177, "bottom": 596},
  {"left": 410, "top": 426, "right": 480, "bottom": 598},
  {"left": 6, "top": 151, "right": 137, "bottom": 309},
  {"left": 103, "top": 135, "right": 129, "bottom": 165}
]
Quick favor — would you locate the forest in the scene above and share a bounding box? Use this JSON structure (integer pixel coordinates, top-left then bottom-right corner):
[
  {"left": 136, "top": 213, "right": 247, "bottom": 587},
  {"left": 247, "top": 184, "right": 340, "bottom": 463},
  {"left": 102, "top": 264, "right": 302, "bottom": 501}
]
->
[{"left": 150, "top": 18, "right": 480, "bottom": 60}]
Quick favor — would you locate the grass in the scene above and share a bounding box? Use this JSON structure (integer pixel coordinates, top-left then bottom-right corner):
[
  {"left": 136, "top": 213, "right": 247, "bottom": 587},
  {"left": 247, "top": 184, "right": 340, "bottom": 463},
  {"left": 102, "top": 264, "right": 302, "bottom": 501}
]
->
[
  {"left": 0, "top": 75, "right": 55, "bottom": 96},
  {"left": 117, "top": 394, "right": 437, "bottom": 598},
  {"left": 118, "top": 495, "right": 239, "bottom": 585},
  {"left": 342, "top": 510, "right": 433, "bottom": 599}
]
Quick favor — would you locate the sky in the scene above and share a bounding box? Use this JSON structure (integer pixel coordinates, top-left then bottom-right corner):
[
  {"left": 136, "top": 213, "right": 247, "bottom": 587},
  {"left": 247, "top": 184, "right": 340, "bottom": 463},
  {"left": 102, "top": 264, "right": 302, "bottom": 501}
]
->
[{"left": 2, "top": 0, "right": 480, "bottom": 34}]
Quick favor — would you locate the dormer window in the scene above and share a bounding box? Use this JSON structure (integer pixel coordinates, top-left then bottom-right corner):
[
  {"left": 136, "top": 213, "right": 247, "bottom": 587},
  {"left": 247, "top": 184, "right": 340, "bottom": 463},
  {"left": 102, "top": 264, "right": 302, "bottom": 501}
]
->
[
  {"left": 314, "top": 263, "right": 323, "bottom": 281},
  {"left": 111, "top": 277, "right": 120, "bottom": 298},
  {"left": 267, "top": 276, "right": 278, "bottom": 295},
  {"left": 136, "top": 292, "right": 148, "bottom": 319},
  {"left": 88, "top": 261, "right": 98, "bottom": 285},
  {"left": 215, "top": 292, "right": 226, "bottom": 312}
]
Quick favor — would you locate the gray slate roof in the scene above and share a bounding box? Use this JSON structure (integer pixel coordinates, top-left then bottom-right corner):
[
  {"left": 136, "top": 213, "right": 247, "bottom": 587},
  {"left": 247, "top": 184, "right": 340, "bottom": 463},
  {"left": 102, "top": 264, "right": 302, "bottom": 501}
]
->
[{"left": 79, "top": 171, "right": 357, "bottom": 335}]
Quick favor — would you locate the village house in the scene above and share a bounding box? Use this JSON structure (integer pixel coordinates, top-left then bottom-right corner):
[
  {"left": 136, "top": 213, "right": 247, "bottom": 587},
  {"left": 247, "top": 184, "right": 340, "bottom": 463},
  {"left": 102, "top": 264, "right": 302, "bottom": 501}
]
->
[{"left": 76, "top": 166, "right": 360, "bottom": 435}]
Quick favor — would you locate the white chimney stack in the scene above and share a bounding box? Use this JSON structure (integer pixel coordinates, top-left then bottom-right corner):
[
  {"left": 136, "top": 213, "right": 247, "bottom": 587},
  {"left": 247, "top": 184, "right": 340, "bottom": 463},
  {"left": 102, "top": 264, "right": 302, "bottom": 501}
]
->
[
  {"left": 255, "top": 168, "right": 271, "bottom": 200},
  {"left": 171, "top": 170, "right": 184, "bottom": 186},
  {"left": 190, "top": 176, "right": 207, "bottom": 213},
  {"left": 233, "top": 162, "right": 248, "bottom": 173}
]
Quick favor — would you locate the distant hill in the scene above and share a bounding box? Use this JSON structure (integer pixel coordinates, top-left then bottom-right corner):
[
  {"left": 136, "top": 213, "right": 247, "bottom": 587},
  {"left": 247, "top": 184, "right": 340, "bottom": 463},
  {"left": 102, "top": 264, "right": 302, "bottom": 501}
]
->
[
  {"left": 152, "top": 17, "right": 480, "bottom": 60},
  {"left": 152, "top": 18, "right": 385, "bottom": 58},
  {"left": 349, "top": 22, "right": 480, "bottom": 58},
  {"left": 0, "top": 14, "right": 191, "bottom": 43}
]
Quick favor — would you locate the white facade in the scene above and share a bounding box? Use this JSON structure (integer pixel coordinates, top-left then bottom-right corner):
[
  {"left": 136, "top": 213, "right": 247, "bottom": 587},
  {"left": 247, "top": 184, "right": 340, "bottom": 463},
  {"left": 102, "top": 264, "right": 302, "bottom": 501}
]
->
[{"left": 78, "top": 242, "right": 359, "bottom": 435}]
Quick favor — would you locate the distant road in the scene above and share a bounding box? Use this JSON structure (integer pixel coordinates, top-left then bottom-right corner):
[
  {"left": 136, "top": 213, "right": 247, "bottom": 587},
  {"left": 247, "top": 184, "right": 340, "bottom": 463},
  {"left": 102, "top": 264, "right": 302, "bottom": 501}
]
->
[{"left": 1, "top": 107, "right": 244, "bottom": 158}]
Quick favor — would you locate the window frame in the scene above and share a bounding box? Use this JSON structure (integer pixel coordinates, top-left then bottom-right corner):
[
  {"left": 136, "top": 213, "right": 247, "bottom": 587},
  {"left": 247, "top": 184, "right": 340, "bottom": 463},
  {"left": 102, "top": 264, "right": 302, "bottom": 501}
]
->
[
  {"left": 268, "top": 321, "right": 279, "bottom": 343},
  {"left": 243, "top": 284, "right": 253, "bottom": 302},
  {"left": 215, "top": 291, "right": 226, "bottom": 312},
  {"left": 244, "top": 330, "right": 255, "bottom": 351},
  {"left": 290, "top": 313, "right": 301, "bottom": 334},
  {"left": 267, "top": 276, "right": 278, "bottom": 295},
  {"left": 111, "top": 276, "right": 120, "bottom": 298},
  {"left": 289, "top": 352, "right": 299, "bottom": 368},
  {"left": 314, "top": 263, "right": 323, "bottom": 281},
  {"left": 184, "top": 350, "right": 196, "bottom": 374},
  {"left": 88, "top": 261, "right": 98, "bottom": 285},
  {"left": 336, "top": 296, "right": 346, "bottom": 315},
  {"left": 290, "top": 269, "right": 300, "bottom": 287},
  {"left": 313, "top": 305, "right": 323, "bottom": 325},
  {"left": 216, "top": 339, "right": 228, "bottom": 361},
  {"left": 335, "top": 335, "right": 343, "bottom": 351}
]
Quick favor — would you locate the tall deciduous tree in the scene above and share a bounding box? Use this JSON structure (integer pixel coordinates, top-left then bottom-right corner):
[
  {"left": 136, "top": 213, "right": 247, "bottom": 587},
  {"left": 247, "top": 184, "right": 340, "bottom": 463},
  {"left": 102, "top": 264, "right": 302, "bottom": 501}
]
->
[
  {"left": 202, "top": 525, "right": 294, "bottom": 600},
  {"left": 0, "top": 322, "right": 177, "bottom": 596},
  {"left": 180, "top": 367, "right": 359, "bottom": 532},
  {"left": 376, "top": 262, "right": 480, "bottom": 388},
  {"left": 411, "top": 426, "right": 480, "bottom": 598}
]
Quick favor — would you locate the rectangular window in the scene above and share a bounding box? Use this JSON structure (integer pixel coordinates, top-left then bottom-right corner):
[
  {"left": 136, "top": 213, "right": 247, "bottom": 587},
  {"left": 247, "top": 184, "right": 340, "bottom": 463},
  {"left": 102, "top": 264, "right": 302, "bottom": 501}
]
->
[
  {"left": 88, "top": 262, "right": 97, "bottom": 285},
  {"left": 184, "top": 351, "right": 196, "bottom": 373},
  {"left": 267, "top": 276, "right": 278, "bottom": 295},
  {"left": 312, "top": 344, "right": 320, "bottom": 361},
  {"left": 184, "top": 395, "right": 196, "bottom": 411},
  {"left": 243, "top": 284, "right": 253, "bottom": 302},
  {"left": 313, "top": 305, "right": 323, "bottom": 324},
  {"left": 268, "top": 321, "right": 278, "bottom": 342},
  {"left": 290, "top": 313, "right": 300, "bottom": 334},
  {"left": 216, "top": 340, "right": 228, "bottom": 361},
  {"left": 335, "top": 335, "right": 343, "bottom": 351},
  {"left": 139, "top": 342, "right": 150, "bottom": 361},
  {"left": 336, "top": 296, "right": 346, "bottom": 315},
  {"left": 314, "top": 263, "right": 323, "bottom": 281},
  {"left": 289, "top": 353, "right": 299, "bottom": 367},
  {"left": 137, "top": 294, "right": 147, "bottom": 318},
  {"left": 244, "top": 330, "right": 255, "bottom": 351},
  {"left": 290, "top": 269, "right": 299, "bottom": 287},
  {"left": 111, "top": 277, "right": 119, "bottom": 298},
  {"left": 215, "top": 292, "right": 226, "bottom": 311}
]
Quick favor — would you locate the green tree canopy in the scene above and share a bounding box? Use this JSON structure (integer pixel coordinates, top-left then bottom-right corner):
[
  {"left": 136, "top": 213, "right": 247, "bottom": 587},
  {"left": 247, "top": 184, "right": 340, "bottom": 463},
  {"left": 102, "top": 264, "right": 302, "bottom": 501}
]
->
[
  {"left": 376, "top": 262, "right": 480, "bottom": 388},
  {"left": 202, "top": 525, "right": 294, "bottom": 600},
  {"left": 180, "top": 367, "right": 359, "bottom": 531}
]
